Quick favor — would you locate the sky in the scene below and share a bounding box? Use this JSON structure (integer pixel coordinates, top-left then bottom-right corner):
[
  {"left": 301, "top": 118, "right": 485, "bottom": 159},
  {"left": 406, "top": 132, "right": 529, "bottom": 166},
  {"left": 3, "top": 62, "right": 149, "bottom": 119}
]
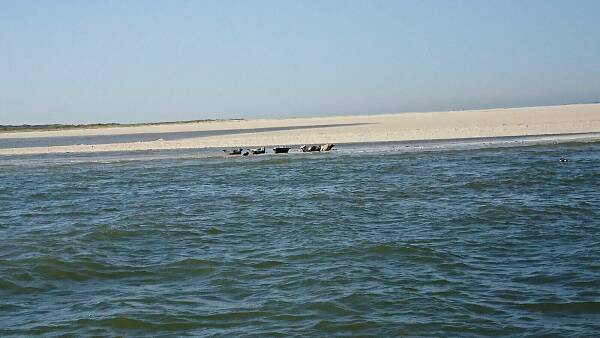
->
[{"left": 1, "top": 0, "right": 599, "bottom": 125}]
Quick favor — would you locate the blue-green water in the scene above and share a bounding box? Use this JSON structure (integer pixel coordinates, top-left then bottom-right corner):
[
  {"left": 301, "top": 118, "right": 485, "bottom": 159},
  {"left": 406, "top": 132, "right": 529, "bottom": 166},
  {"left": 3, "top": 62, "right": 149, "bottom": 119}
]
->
[{"left": 1, "top": 141, "right": 600, "bottom": 336}]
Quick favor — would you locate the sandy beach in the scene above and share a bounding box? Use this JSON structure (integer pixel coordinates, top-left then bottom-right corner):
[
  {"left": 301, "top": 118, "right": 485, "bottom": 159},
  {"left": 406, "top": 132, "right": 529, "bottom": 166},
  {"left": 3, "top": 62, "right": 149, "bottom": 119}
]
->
[{"left": 1, "top": 104, "right": 600, "bottom": 155}]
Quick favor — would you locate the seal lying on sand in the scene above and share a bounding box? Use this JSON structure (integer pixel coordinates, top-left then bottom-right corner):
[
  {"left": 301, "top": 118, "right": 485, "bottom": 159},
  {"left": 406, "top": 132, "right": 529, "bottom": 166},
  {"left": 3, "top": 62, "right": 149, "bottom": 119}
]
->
[
  {"left": 273, "top": 147, "right": 291, "bottom": 154},
  {"left": 300, "top": 144, "right": 335, "bottom": 152},
  {"left": 300, "top": 145, "right": 321, "bottom": 152},
  {"left": 320, "top": 144, "right": 335, "bottom": 151},
  {"left": 223, "top": 148, "right": 243, "bottom": 155}
]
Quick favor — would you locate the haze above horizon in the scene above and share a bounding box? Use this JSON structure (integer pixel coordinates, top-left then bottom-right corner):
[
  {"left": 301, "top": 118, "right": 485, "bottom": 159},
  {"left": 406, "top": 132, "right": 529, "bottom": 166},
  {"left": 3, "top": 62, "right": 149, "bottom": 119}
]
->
[{"left": 1, "top": 0, "right": 599, "bottom": 125}]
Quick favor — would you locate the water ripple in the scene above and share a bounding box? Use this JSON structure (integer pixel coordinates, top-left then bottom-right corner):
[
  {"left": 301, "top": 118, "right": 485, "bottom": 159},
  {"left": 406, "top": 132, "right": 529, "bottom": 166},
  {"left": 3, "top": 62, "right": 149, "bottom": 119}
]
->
[{"left": 1, "top": 142, "right": 600, "bottom": 336}]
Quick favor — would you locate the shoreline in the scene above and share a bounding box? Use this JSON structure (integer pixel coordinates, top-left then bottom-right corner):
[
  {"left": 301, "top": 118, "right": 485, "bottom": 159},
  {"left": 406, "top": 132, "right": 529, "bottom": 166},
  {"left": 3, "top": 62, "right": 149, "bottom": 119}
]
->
[
  {"left": 2, "top": 132, "right": 599, "bottom": 158},
  {"left": 1, "top": 103, "right": 599, "bottom": 156}
]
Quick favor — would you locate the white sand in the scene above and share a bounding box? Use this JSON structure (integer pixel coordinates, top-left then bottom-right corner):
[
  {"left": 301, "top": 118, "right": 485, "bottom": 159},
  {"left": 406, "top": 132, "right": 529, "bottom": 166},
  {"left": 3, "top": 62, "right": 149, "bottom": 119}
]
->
[{"left": 1, "top": 104, "right": 599, "bottom": 155}]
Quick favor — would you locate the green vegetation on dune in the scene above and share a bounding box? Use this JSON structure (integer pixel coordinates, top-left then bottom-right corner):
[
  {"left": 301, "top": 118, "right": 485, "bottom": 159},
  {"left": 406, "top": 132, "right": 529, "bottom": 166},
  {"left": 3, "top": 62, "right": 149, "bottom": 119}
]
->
[{"left": 0, "top": 119, "right": 245, "bottom": 133}]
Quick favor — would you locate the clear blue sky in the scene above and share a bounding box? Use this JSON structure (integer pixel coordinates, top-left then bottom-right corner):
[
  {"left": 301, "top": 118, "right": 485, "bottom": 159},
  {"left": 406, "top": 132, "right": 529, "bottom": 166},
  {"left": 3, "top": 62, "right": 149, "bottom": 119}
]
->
[{"left": 1, "top": 0, "right": 599, "bottom": 124}]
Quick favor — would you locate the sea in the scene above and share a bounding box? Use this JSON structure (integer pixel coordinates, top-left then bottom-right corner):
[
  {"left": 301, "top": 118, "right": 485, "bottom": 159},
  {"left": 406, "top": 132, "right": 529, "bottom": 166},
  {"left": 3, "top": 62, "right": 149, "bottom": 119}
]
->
[{"left": 1, "top": 136, "right": 600, "bottom": 337}]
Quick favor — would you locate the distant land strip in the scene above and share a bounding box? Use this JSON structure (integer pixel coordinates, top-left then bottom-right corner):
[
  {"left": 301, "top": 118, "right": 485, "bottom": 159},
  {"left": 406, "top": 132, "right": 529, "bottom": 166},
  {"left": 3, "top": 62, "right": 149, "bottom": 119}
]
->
[{"left": 0, "top": 118, "right": 245, "bottom": 133}]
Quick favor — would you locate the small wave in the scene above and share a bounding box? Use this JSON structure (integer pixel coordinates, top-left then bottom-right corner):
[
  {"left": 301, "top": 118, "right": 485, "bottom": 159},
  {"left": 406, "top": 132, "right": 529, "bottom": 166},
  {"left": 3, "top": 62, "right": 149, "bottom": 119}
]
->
[
  {"left": 366, "top": 243, "right": 426, "bottom": 255},
  {"left": 76, "top": 316, "right": 200, "bottom": 331},
  {"left": 84, "top": 226, "right": 138, "bottom": 241},
  {"left": 32, "top": 264, "right": 153, "bottom": 281},
  {"left": 516, "top": 301, "right": 600, "bottom": 314},
  {"left": 307, "top": 193, "right": 329, "bottom": 201},
  {"left": 566, "top": 279, "right": 600, "bottom": 288},
  {"left": 0, "top": 303, "right": 24, "bottom": 312},
  {"left": 308, "top": 301, "right": 361, "bottom": 316},
  {"left": 156, "top": 258, "right": 219, "bottom": 277},
  {"left": 252, "top": 260, "right": 284, "bottom": 269},
  {"left": 0, "top": 278, "right": 43, "bottom": 294},
  {"left": 285, "top": 244, "right": 454, "bottom": 266},
  {"left": 365, "top": 243, "right": 455, "bottom": 264},
  {"left": 512, "top": 273, "right": 577, "bottom": 285},
  {"left": 20, "top": 256, "right": 153, "bottom": 281},
  {"left": 463, "top": 302, "right": 502, "bottom": 315},
  {"left": 48, "top": 210, "right": 99, "bottom": 217},
  {"left": 200, "top": 310, "right": 273, "bottom": 321},
  {"left": 312, "top": 319, "right": 379, "bottom": 332},
  {"left": 206, "top": 227, "right": 223, "bottom": 235},
  {"left": 166, "top": 257, "right": 218, "bottom": 268}
]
